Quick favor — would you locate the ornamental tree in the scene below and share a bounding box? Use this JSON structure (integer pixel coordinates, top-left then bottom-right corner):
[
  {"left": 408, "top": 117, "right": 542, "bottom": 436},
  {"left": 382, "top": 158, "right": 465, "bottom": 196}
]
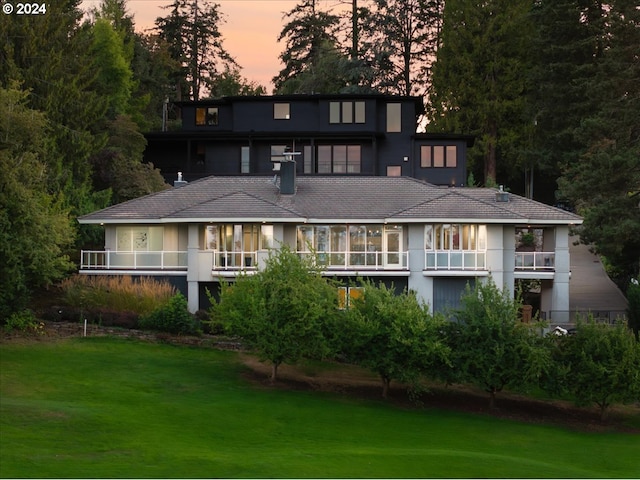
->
[
  {"left": 343, "top": 280, "right": 450, "bottom": 399},
  {"left": 211, "top": 245, "right": 339, "bottom": 382}
]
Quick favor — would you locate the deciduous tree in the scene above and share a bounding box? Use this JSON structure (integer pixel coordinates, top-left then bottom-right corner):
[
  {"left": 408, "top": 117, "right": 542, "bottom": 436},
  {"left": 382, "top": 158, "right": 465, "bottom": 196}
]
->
[{"left": 212, "top": 245, "right": 338, "bottom": 382}]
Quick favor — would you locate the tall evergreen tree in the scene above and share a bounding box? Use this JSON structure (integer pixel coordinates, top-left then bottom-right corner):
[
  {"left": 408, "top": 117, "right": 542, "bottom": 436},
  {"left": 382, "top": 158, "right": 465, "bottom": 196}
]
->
[
  {"left": 427, "top": 0, "right": 534, "bottom": 185},
  {"left": 272, "top": 0, "right": 342, "bottom": 93},
  {"left": 559, "top": 0, "right": 640, "bottom": 288},
  {"left": 155, "top": 0, "right": 236, "bottom": 100},
  {"left": 362, "top": 0, "right": 442, "bottom": 96}
]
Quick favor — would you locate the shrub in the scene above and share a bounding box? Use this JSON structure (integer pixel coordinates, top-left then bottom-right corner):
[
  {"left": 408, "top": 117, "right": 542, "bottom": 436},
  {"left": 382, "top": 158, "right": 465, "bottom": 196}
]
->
[
  {"left": 4, "top": 310, "right": 44, "bottom": 335},
  {"left": 139, "top": 293, "right": 199, "bottom": 335}
]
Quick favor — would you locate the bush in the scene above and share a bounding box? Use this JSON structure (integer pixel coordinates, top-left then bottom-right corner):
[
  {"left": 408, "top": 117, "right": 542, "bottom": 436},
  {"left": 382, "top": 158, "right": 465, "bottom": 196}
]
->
[
  {"left": 4, "top": 310, "right": 44, "bottom": 335},
  {"left": 139, "top": 293, "right": 199, "bottom": 335}
]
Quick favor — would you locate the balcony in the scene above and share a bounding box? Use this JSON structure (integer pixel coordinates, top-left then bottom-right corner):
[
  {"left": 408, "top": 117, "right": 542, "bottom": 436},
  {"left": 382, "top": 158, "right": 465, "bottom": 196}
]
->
[
  {"left": 298, "top": 251, "right": 409, "bottom": 270},
  {"left": 80, "top": 250, "right": 187, "bottom": 270},
  {"left": 515, "top": 252, "right": 555, "bottom": 270},
  {"left": 424, "top": 250, "right": 486, "bottom": 271}
]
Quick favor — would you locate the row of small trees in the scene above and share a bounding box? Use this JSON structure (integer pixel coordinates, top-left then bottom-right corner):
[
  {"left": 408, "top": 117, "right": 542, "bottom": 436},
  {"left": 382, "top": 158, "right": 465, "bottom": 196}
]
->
[{"left": 211, "top": 247, "right": 640, "bottom": 421}]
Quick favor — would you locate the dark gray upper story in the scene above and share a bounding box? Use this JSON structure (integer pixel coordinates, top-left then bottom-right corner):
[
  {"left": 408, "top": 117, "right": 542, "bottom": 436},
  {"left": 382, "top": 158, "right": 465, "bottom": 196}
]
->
[{"left": 144, "top": 94, "right": 474, "bottom": 187}]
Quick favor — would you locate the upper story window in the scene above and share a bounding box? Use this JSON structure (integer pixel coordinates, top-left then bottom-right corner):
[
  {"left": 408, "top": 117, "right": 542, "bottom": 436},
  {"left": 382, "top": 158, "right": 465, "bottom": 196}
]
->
[
  {"left": 317, "top": 145, "right": 361, "bottom": 174},
  {"left": 329, "top": 101, "right": 365, "bottom": 124},
  {"left": 386, "top": 103, "right": 402, "bottom": 132},
  {"left": 195, "top": 107, "right": 218, "bottom": 126},
  {"left": 240, "top": 146, "right": 250, "bottom": 174},
  {"left": 421, "top": 145, "right": 457, "bottom": 168},
  {"left": 274, "top": 103, "right": 290, "bottom": 119},
  {"left": 386, "top": 166, "right": 401, "bottom": 176},
  {"left": 425, "top": 224, "right": 486, "bottom": 251}
]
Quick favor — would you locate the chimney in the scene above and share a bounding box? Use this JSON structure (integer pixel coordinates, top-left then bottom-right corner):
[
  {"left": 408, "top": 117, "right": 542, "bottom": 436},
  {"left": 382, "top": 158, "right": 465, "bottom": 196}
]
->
[
  {"left": 278, "top": 147, "right": 300, "bottom": 195},
  {"left": 279, "top": 160, "right": 296, "bottom": 195},
  {"left": 495, "top": 185, "right": 509, "bottom": 202},
  {"left": 174, "top": 171, "right": 188, "bottom": 188}
]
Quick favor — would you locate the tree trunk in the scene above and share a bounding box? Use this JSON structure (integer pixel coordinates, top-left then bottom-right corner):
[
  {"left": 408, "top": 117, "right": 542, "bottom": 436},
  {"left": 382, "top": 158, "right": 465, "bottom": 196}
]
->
[
  {"left": 488, "top": 389, "right": 497, "bottom": 410},
  {"left": 381, "top": 376, "right": 391, "bottom": 399},
  {"left": 485, "top": 121, "right": 497, "bottom": 185},
  {"left": 270, "top": 362, "right": 279, "bottom": 383}
]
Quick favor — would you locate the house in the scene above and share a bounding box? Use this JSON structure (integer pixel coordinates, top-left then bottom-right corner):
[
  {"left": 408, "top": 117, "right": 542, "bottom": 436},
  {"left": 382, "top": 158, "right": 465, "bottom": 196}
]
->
[
  {"left": 144, "top": 94, "right": 472, "bottom": 187},
  {"left": 78, "top": 167, "right": 582, "bottom": 317}
]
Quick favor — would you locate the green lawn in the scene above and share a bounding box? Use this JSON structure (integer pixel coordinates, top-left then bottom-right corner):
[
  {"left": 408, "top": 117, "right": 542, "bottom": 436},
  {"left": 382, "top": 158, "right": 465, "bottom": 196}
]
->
[{"left": 1, "top": 338, "right": 638, "bottom": 478}]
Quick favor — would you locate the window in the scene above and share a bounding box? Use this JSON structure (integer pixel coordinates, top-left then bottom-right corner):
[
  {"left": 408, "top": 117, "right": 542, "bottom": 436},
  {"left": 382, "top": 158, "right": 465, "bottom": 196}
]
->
[
  {"left": 316, "top": 145, "right": 361, "bottom": 173},
  {"left": 425, "top": 224, "right": 486, "bottom": 251},
  {"left": 303, "top": 145, "right": 313, "bottom": 174},
  {"left": 240, "top": 146, "right": 250, "bottom": 173},
  {"left": 116, "top": 227, "right": 163, "bottom": 251},
  {"left": 195, "top": 107, "right": 218, "bottom": 126},
  {"left": 387, "top": 166, "right": 401, "bottom": 176},
  {"left": 271, "top": 145, "right": 288, "bottom": 163},
  {"left": 274, "top": 103, "right": 290, "bottom": 119},
  {"left": 421, "top": 145, "right": 458, "bottom": 168},
  {"left": 206, "top": 224, "right": 266, "bottom": 268},
  {"left": 386, "top": 103, "right": 402, "bottom": 132},
  {"left": 329, "top": 101, "right": 366, "bottom": 124},
  {"left": 338, "top": 286, "right": 363, "bottom": 309}
]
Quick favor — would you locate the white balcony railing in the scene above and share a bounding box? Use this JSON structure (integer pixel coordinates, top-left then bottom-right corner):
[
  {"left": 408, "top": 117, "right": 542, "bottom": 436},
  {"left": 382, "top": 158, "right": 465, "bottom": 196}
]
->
[
  {"left": 212, "top": 251, "right": 258, "bottom": 270},
  {"left": 424, "top": 250, "right": 487, "bottom": 270},
  {"left": 298, "top": 251, "right": 409, "bottom": 270},
  {"left": 80, "top": 250, "right": 188, "bottom": 270},
  {"left": 515, "top": 252, "right": 555, "bottom": 270}
]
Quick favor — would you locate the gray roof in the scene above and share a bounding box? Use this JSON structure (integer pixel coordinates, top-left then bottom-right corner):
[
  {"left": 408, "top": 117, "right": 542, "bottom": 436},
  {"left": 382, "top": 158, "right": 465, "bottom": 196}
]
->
[{"left": 78, "top": 176, "right": 582, "bottom": 225}]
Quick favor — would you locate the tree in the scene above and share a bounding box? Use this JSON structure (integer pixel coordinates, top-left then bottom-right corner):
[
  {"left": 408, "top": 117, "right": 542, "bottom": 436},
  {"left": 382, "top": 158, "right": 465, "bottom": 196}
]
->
[
  {"left": 207, "top": 65, "right": 266, "bottom": 98},
  {"left": 89, "top": 115, "right": 168, "bottom": 204},
  {"left": 155, "top": 0, "right": 236, "bottom": 101},
  {"left": 451, "top": 278, "right": 550, "bottom": 408},
  {"left": 91, "top": 18, "right": 134, "bottom": 117},
  {"left": 557, "top": 319, "right": 640, "bottom": 421},
  {"left": 427, "top": 0, "right": 534, "bottom": 185},
  {"left": 343, "top": 280, "right": 450, "bottom": 398},
  {"left": 0, "top": 85, "right": 75, "bottom": 319},
  {"left": 212, "top": 245, "right": 338, "bottom": 382},
  {"left": 557, "top": 0, "right": 640, "bottom": 289},
  {"left": 272, "top": 0, "right": 342, "bottom": 93},
  {"left": 362, "top": 0, "right": 442, "bottom": 96}
]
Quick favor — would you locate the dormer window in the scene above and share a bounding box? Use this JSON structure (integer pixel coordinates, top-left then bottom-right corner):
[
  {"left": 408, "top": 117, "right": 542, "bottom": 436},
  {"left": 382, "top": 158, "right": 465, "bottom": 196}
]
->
[
  {"left": 421, "top": 145, "right": 457, "bottom": 167},
  {"left": 274, "top": 103, "right": 290, "bottom": 119},
  {"left": 195, "top": 107, "right": 218, "bottom": 126}
]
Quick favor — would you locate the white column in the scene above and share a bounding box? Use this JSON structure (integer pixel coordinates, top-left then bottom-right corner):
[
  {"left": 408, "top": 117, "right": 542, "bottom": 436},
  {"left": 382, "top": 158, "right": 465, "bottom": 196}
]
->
[
  {"left": 502, "top": 226, "right": 516, "bottom": 297},
  {"left": 552, "top": 226, "right": 571, "bottom": 313},
  {"left": 186, "top": 224, "right": 200, "bottom": 313},
  {"left": 407, "top": 225, "right": 433, "bottom": 311},
  {"left": 486, "top": 225, "right": 505, "bottom": 288}
]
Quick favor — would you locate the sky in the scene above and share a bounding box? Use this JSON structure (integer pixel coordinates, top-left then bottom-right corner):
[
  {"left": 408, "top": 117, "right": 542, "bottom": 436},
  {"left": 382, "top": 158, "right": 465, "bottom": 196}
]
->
[{"left": 81, "top": 0, "right": 310, "bottom": 91}]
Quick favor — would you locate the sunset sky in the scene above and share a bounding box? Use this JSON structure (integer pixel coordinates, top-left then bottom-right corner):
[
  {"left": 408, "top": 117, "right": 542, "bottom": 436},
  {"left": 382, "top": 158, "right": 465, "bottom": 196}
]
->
[{"left": 82, "top": 0, "right": 318, "bottom": 91}]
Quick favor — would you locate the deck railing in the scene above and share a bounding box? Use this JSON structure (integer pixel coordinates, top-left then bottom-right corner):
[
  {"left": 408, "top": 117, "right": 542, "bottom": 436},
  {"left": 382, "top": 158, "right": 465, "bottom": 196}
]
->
[
  {"left": 212, "top": 251, "right": 258, "bottom": 270},
  {"left": 298, "top": 251, "right": 409, "bottom": 270},
  {"left": 424, "top": 250, "right": 487, "bottom": 270},
  {"left": 80, "top": 250, "right": 188, "bottom": 270},
  {"left": 515, "top": 252, "right": 555, "bottom": 270}
]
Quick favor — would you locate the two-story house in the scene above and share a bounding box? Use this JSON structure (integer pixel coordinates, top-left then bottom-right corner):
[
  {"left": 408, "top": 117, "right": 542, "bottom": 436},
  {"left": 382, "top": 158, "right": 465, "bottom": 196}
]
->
[
  {"left": 78, "top": 167, "right": 582, "bottom": 318},
  {"left": 144, "top": 94, "right": 472, "bottom": 187}
]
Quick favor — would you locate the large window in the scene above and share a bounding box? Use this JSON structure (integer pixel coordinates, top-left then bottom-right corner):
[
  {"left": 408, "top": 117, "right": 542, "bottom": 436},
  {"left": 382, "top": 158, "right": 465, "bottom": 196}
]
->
[
  {"left": 386, "top": 103, "right": 402, "bottom": 132},
  {"left": 116, "top": 226, "right": 163, "bottom": 251},
  {"left": 195, "top": 107, "right": 218, "bottom": 126},
  {"left": 421, "top": 145, "right": 457, "bottom": 167},
  {"left": 274, "top": 103, "right": 290, "bottom": 119},
  {"left": 425, "top": 224, "right": 486, "bottom": 251},
  {"left": 317, "top": 145, "right": 361, "bottom": 173},
  {"left": 329, "top": 101, "right": 365, "bottom": 124},
  {"left": 206, "top": 224, "right": 273, "bottom": 268},
  {"left": 297, "top": 224, "right": 395, "bottom": 268},
  {"left": 425, "top": 224, "right": 486, "bottom": 270}
]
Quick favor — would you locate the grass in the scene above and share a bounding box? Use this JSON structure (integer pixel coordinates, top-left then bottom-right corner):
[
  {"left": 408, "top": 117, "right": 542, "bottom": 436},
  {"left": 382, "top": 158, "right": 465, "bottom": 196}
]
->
[{"left": 1, "top": 338, "right": 639, "bottom": 478}]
